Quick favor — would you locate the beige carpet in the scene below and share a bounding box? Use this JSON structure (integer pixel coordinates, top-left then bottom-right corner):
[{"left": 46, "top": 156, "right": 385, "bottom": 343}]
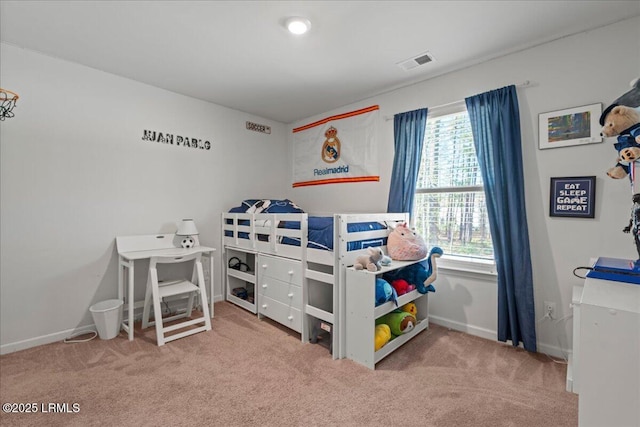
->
[{"left": 0, "top": 302, "right": 577, "bottom": 427}]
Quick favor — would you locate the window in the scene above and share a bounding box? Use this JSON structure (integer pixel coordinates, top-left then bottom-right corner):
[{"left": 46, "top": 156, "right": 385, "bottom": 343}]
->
[{"left": 412, "top": 105, "right": 495, "bottom": 272}]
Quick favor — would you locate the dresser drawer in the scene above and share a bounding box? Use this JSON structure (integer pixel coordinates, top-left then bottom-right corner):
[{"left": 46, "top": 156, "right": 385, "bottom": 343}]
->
[
  {"left": 258, "top": 277, "right": 302, "bottom": 309},
  {"left": 259, "top": 295, "right": 302, "bottom": 333},
  {"left": 258, "top": 255, "right": 302, "bottom": 284}
]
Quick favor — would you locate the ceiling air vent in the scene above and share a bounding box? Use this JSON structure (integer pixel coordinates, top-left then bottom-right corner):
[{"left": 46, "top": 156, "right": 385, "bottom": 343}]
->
[{"left": 397, "top": 51, "right": 434, "bottom": 71}]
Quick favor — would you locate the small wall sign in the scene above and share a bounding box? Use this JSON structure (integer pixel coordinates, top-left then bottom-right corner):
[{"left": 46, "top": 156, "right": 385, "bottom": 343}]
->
[
  {"left": 550, "top": 176, "right": 596, "bottom": 218},
  {"left": 246, "top": 121, "right": 271, "bottom": 134}
]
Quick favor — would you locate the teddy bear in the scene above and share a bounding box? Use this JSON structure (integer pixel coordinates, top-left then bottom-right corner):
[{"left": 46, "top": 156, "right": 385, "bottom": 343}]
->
[
  {"left": 354, "top": 246, "right": 385, "bottom": 272},
  {"left": 600, "top": 103, "right": 640, "bottom": 260},
  {"left": 387, "top": 222, "right": 428, "bottom": 261},
  {"left": 601, "top": 104, "right": 640, "bottom": 180}
]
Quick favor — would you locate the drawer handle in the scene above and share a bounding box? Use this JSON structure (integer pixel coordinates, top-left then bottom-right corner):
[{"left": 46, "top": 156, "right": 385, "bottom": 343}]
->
[
  {"left": 262, "top": 284, "right": 268, "bottom": 288},
  {"left": 287, "top": 315, "right": 293, "bottom": 321},
  {"left": 262, "top": 264, "right": 268, "bottom": 269},
  {"left": 262, "top": 304, "right": 267, "bottom": 309},
  {"left": 287, "top": 293, "right": 294, "bottom": 298},
  {"left": 288, "top": 270, "right": 294, "bottom": 275}
]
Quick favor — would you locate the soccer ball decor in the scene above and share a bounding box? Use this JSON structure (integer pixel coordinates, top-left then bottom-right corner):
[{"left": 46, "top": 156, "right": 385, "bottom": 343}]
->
[
  {"left": 176, "top": 219, "right": 199, "bottom": 249},
  {"left": 181, "top": 236, "right": 195, "bottom": 249}
]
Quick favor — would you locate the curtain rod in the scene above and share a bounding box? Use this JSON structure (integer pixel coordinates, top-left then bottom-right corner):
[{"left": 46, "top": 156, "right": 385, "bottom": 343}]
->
[{"left": 384, "top": 80, "right": 532, "bottom": 121}]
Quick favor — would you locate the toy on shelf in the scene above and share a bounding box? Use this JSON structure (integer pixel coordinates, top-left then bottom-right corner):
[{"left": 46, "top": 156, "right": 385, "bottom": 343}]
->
[
  {"left": 380, "top": 253, "right": 392, "bottom": 266},
  {"left": 390, "top": 279, "right": 415, "bottom": 296},
  {"left": 383, "top": 246, "right": 443, "bottom": 294},
  {"left": 374, "top": 324, "right": 392, "bottom": 351},
  {"left": 375, "top": 278, "right": 398, "bottom": 307},
  {"left": 354, "top": 247, "right": 385, "bottom": 272},
  {"left": 387, "top": 223, "right": 428, "bottom": 261},
  {"left": 376, "top": 310, "right": 417, "bottom": 336},
  {"left": 400, "top": 302, "right": 417, "bottom": 317}
]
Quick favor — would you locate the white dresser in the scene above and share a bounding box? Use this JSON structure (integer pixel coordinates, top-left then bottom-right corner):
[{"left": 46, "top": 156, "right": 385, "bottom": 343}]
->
[
  {"left": 257, "top": 254, "right": 304, "bottom": 333},
  {"left": 577, "top": 273, "right": 640, "bottom": 427}
]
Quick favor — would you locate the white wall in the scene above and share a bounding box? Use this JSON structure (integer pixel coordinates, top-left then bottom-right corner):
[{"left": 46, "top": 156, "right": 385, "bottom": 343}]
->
[
  {"left": 0, "top": 43, "right": 289, "bottom": 353},
  {"left": 287, "top": 17, "right": 640, "bottom": 357},
  {"left": 2, "top": 17, "right": 638, "bottom": 357}
]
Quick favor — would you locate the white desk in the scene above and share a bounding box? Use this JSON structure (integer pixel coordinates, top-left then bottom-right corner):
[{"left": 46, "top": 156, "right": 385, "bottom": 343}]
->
[{"left": 116, "top": 234, "right": 215, "bottom": 341}]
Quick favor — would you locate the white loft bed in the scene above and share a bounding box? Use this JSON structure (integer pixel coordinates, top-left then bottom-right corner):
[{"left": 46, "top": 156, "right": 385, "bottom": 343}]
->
[{"left": 221, "top": 211, "right": 410, "bottom": 359}]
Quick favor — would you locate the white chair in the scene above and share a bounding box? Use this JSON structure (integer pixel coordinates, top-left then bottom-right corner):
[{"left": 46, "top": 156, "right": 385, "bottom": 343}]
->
[{"left": 142, "top": 252, "right": 211, "bottom": 346}]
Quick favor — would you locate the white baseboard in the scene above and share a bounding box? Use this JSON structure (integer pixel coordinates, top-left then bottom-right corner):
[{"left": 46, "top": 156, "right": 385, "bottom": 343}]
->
[
  {"left": 428, "top": 314, "right": 569, "bottom": 360},
  {"left": 429, "top": 314, "right": 497, "bottom": 341},
  {"left": 0, "top": 324, "right": 98, "bottom": 355},
  {"left": 0, "top": 294, "right": 225, "bottom": 355}
]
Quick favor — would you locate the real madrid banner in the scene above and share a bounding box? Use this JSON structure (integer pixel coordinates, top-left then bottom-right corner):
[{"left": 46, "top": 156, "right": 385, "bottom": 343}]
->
[{"left": 292, "top": 105, "right": 380, "bottom": 187}]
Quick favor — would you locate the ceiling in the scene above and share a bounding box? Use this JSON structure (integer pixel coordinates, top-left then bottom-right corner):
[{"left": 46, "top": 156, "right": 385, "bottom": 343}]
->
[{"left": 2, "top": 1, "right": 639, "bottom": 124}]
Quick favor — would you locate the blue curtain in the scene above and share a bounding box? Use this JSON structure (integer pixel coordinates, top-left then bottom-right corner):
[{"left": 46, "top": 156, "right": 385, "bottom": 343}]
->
[
  {"left": 387, "top": 108, "right": 428, "bottom": 215},
  {"left": 465, "top": 86, "right": 537, "bottom": 352}
]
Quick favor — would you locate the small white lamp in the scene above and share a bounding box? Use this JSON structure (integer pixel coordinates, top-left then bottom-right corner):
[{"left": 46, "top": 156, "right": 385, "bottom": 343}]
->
[{"left": 176, "top": 219, "right": 199, "bottom": 248}]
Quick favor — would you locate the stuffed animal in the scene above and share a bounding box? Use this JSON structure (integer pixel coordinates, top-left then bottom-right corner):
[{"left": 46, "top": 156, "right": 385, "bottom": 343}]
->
[
  {"left": 400, "top": 302, "right": 417, "bottom": 317},
  {"left": 380, "top": 253, "right": 392, "bottom": 266},
  {"left": 387, "top": 223, "right": 428, "bottom": 261},
  {"left": 601, "top": 104, "right": 640, "bottom": 180},
  {"left": 375, "top": 278, "right": 398, "bottom": 306},
  {"left": 354, "top": 247, "right": 384, "bottom": 272},
  {"left": 383, "top": 247, "right": 443, "bottom": 294},
  {"left": 374, "top": 324, "right": 392, "bottom": 351},
  {"left": 600, "top": 103, "right": 640, "bottom": 260},
  {"left": 390, "top": 279, "right": 415, "bottom": 296},
  {"left": 376, "top": 310, "right": 416, "bottom": 336}
]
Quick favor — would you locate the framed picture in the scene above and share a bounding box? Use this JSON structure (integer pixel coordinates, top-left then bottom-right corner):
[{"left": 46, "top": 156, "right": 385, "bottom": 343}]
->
[
  {"left": 539, "top": 103, "right": 602, "bottom": 149},
  {"left": 549, "top": 176, "right": 596, "bottom": 218}
]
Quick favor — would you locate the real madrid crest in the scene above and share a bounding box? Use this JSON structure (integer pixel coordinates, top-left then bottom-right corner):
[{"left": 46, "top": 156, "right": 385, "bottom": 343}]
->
[{"left": 321, "top": 126, "right": 341, "bottom": 163}]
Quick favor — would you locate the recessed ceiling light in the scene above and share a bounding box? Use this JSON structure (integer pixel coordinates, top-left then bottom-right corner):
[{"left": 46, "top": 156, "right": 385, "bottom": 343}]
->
[{"left": 285, "top": 17, "right": 311, "bottom": 35}]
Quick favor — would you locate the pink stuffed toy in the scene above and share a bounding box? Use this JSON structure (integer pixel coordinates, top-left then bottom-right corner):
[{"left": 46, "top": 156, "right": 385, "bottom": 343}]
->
[{"left": 387, "top": 223, "right": 428, "bottom": 261}]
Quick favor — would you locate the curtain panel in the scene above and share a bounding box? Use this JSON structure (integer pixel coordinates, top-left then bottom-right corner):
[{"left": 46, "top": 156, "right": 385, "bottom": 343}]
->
[
  {"left": 465, "top": 85, "right": 537, "bottom": 352},
  {"left": 387, "top": 108, "right": 428, "bottom": 216}
]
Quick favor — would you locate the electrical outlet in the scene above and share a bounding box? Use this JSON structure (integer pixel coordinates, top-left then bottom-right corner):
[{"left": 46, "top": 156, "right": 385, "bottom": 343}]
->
[{"left": 544, "top": 301, "right": 556, "bottom": 320}]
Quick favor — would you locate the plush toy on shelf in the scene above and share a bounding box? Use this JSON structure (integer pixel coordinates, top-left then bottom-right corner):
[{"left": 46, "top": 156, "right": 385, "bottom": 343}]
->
[
  {"left": 380, "top": 253, "right": 392, "bottom": 266},
  {"left": 400, "top": 302, "right": 417, "bottom": 317},
  {"left": 354, "top": 247, "right": 385, "bottom": 272},
  {"left": 390, "top": 279, "right": 415, "bottom": 296},
  {"left": 383, "top": 247, "right": 443, "bottom": 294},
  {"left": 387, "top": 223, "right": 428, "bottom": 261},
  {"left": 375, "top": 278, "right": 398, "bottom": 307},
  {"left": 376, "top": 310, "right": 417, "bottom": 336},
  {"left": 374, "top": 324, "right": 392, "bottom": 351}
]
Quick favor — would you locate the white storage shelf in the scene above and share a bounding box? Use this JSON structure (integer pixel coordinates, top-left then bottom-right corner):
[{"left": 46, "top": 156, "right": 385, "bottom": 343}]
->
[
  {"left": 225, "top": 247, "right": 257, "bottom": 313},
  {"left": 345, "top": 259, "right": 429, "bottom": 369}
]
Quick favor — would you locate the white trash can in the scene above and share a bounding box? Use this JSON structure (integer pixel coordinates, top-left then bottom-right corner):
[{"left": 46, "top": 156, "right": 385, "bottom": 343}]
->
[{"left": 89, "top": 299, "right": 123, "bottom": 340}]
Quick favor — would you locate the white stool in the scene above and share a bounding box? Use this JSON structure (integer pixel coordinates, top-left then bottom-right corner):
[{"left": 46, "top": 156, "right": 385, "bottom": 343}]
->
[{"left": 142, "top": 252, "right": 211, "bottom": 346}]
